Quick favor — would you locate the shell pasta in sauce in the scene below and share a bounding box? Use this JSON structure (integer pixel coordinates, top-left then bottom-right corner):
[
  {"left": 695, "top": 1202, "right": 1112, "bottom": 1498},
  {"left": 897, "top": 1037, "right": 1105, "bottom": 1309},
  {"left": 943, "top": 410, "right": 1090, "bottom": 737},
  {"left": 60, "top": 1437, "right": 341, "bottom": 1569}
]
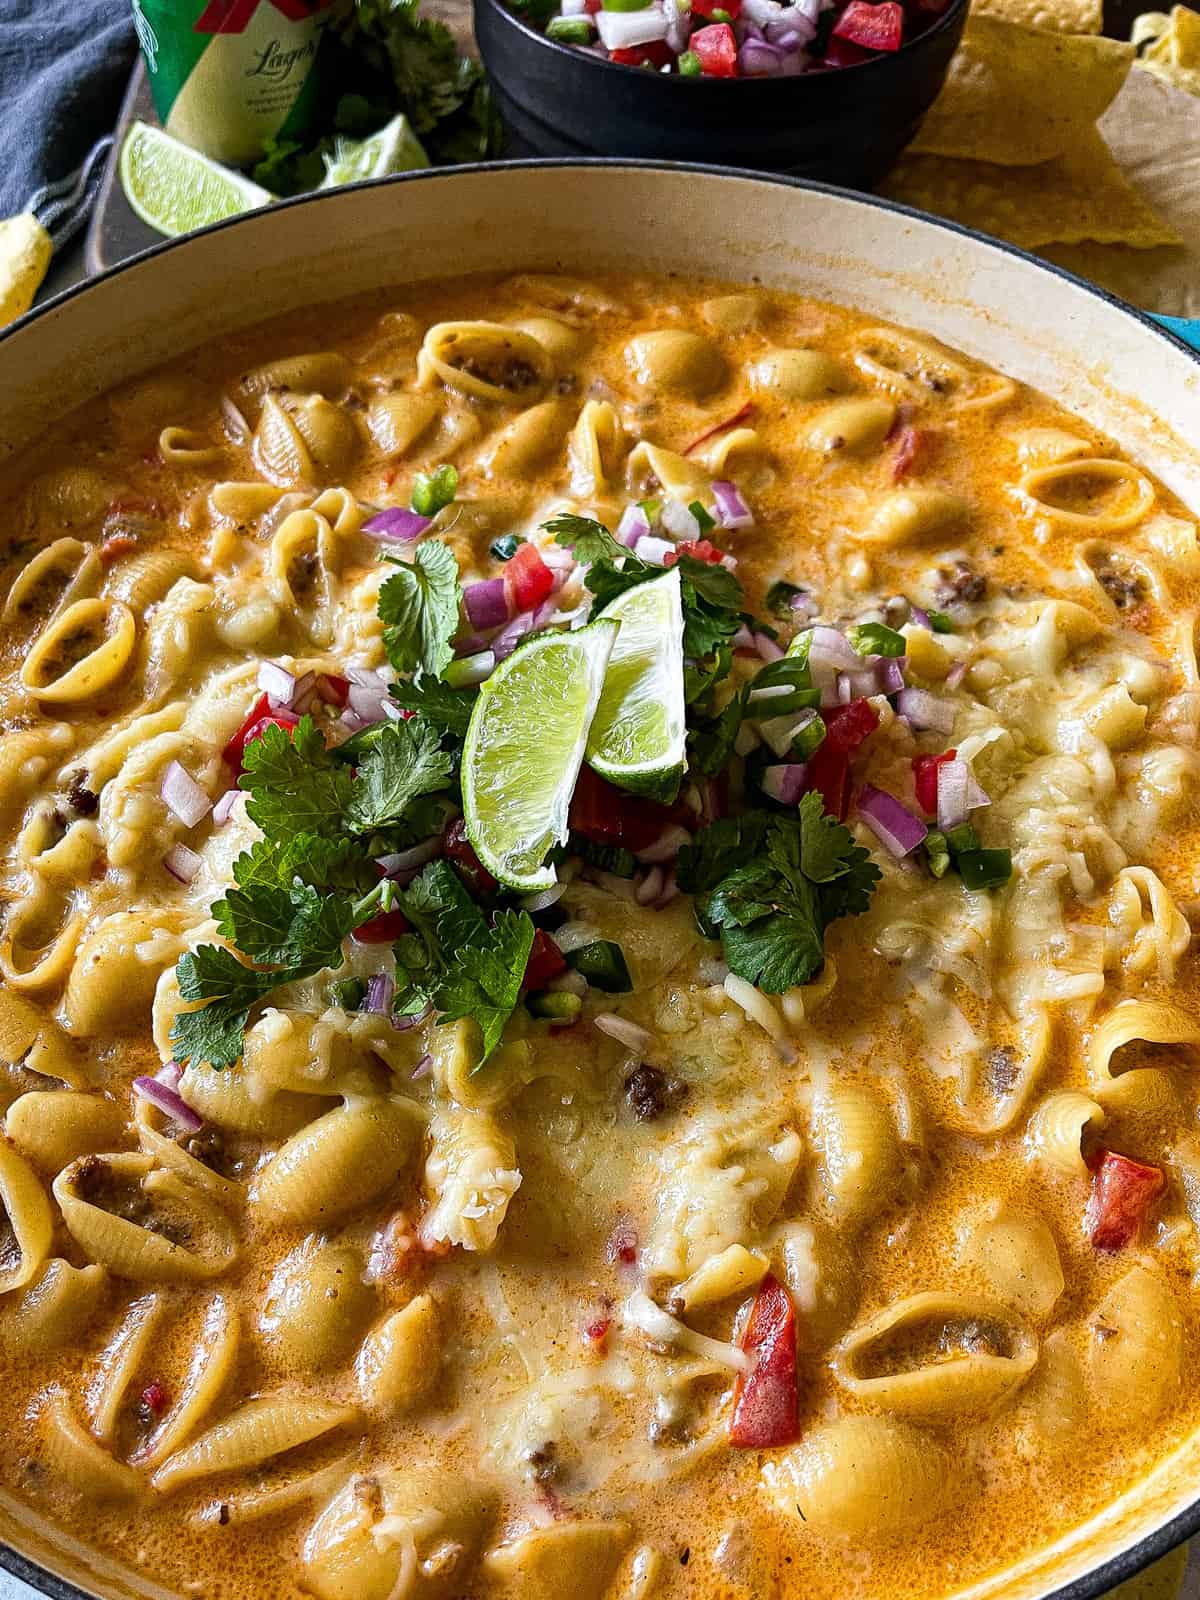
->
[{"left": 0, "top": 271, "right": 1199, "bottom": 1600}]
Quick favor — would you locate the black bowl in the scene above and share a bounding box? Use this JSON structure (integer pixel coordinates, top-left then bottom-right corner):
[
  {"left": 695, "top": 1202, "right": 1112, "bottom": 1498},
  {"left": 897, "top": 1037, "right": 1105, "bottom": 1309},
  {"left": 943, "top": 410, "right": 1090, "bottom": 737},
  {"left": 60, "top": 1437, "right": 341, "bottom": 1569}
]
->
[{"left": 474, "top": 0, "right": 967, "bottom": 186}]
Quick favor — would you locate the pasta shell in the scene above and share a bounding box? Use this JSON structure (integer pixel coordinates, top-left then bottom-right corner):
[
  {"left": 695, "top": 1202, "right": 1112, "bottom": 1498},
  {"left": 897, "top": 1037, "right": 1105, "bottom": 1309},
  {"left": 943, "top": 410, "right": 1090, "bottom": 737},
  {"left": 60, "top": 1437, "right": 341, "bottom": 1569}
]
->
[
  {"left": 1013, "top": 1328, "right": 1087, "bottom": 1450},
  {"left": 253, "top": 393, "right": 313, "bottom": 486},
  {"left": 2, "top": 536, "right": 99, "bottom": 628},
  {"left": 417, "top": 321, "right": 551, "bottom": 403},
  {"left": 1, "top": 1258, "right": 107, "bottom": 1353},
  {"left": 953, "top": 1201, "right": 1065, "bottom": 1318},
  {"left": 259, "top": 1241, "right": 374, "bottom": 1373},
  {"left": 514, "top": 314, "right": 583, "bottom": 360},
  {"left": 624, "top": 331, "right": 726, "bottom": 398},
  {"left": 239, "top": 352, "right": 352, "bottom": 412},
  {"left": 774, "top": 1218, "right": 860, "bottom": 1353},
  {"left": 151, "top": 1394, "right": 359, "bottom": 1494},
  {"left": 761, "top": 1414, "right": 955, "bottom": 1539},
  {"left": 482, "top": 1520, "right": 631, "bottom": 1600},
  {"left": 249, "top": 1098, "right": 425, "bottom": 1227},
  {"left": 1024, "top": 1091, "right": 1106, "bottom": 1178},
  {"left": 804, "top": 395, "right": 895, "bottom": 456},
  {"left": 138, "top": 1295, "right": 239, "bottom": 1469},
  {"left": 0, "top": 886, "right": 83, "bottom": 993},
  {"left": 1019, "top": 457, "right": 1155, "bottom": 532},
  {"left": 366, "top": 392, "right": 440, "bottom": 457},
  {"left": 625, "top": 440, "right": 710, "bottom": 502},
  {"left": 6, "top": 1090, "right": 126, "bottom": 1173},
  {"left": 54, "top": 1153, "right": 239, "bottom": 1282},
  {"left": 20, "top": 597, "right": 136, "bottom": 702},
  {"left": 702, "top": 293, "right": 765, "bottom": 332},
  {"left": 568, "top": 399, "right": 624, "bottom": 499},
  {"left": 851, "top": 327, "right": 968, "bottom": 402},
  {"left": 479, "top": 399, "right": 572, "bottom": 481},
  {"left": 158, "top": 426, "right": 223, "bottom": 466},
  {"left": 103, "top": 548, "right": 201, "bottom": 612},
  {"left": 64, "top": 910, "right": 197, "bottom": 1037},
  {"left": 859, "top": 488, "right": 969, "bottom": 548},
  {"left": 833, "top": 1292, "right": 1037, "bottom": 1418},
  {"left": 749, "top": 348, "right": 847, "bottom": 400},
  {"left": 0, "top": 1141, "right": 54, "bottom": 1293},
  {"left": 1089, "top": 999, "right": 1200, "bottom": 1112},
  {"left": 420, "top": 1103, "right": 520, "bottom": 1253},
  {"left": 355, "top": 1293, "right": 440, "bottom": 1418},
  {"left": 179, "top": 1063, "right": 325, "bottom": 1139},
  {"left": 88, "top": 1292, "right": 165, "bottom": 1444},
  {"left": 1087, "top": 1263, "right": 1182, "bottom": 1426},
  {"left": 0, "top": 722, "right": 74, "bottom": 829},
  {"left": 242, "top": 1007, "right": 388, "bottom": 1101},
  {"left": 38, "top": 1387, "right": 141, "bottom": 1502},
  {"left": 811, "top": 1080, "right": 902, "bottom": 1228}
]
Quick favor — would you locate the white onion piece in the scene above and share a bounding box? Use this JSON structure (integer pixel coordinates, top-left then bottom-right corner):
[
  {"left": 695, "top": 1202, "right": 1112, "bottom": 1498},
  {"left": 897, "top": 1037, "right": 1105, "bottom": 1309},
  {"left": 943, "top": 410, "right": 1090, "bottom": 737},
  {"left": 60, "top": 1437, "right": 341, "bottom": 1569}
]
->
[
  {"left": 257, "top": 660, "right": 296, "bottom": 706},
  {"left": 637, "top": 535, "right": 674, "bottom": 567},
  {"left": 212, "top": 789, "right": 241, "bottom": 826},
  {"left": 636, "top": 825, "right": 691, "bottom": 864},
  {"left": 163, "top": 843, "right": 202, "bottom": 883},
  {"left": 376, "top": 835, "right": 443, "bottom": 876},
  {"left": 160, "top": 761, "right": 212, "bottom": 828},
  {"left": 548, "top": 969, "right": 589, "bottom": 998},
  {"left": 594, "top": 1012, "right": 653, "bottom": 1052},
  {"left": 661, "top": 498, "right": 701, "bottom": 541},
  {"left": 596, "top": 5, "right": 669, "bottom": 46}
]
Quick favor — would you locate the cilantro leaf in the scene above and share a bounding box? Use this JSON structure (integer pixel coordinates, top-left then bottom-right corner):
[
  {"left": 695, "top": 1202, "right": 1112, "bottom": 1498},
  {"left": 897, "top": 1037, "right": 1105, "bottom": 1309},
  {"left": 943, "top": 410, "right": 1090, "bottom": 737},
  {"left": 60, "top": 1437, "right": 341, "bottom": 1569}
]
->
[
  {"left": 213, "top": 880, "right": 355, "bottom": 970},
  {"left": 379, "top": 539, "right": 462, "bottom": 679},
  {"left": 171, "top": 947, "right": 291, "bottom": 1071},
  {"left": 546, "top": 512, "right": 629, "bottom": 567},
  {"left": 674, "top": 553, "right": 743, "bottom": 611},
  {"left": 435, "top": 908, "right": 534, "bottom": 1064},
  {"left": 720, "top": 904, "right": 826, "bottom": 991},
  {"left": 240, "top": 717, "right": 351, "bottom": 841},
  {"left": 688, "top": 688, "right": 746, "bottom": 779},
  {"left": 387, "top": 677, "right": 478, "bottom": 738},
  {"left": 676, "top": 813, "right": 770, "bottom": 896},
  {"left": 346, "top": 718, "right": 453, "bottom": 833},
  {"left": 231, "top": 834, "right": 377, "bottom": 896}
]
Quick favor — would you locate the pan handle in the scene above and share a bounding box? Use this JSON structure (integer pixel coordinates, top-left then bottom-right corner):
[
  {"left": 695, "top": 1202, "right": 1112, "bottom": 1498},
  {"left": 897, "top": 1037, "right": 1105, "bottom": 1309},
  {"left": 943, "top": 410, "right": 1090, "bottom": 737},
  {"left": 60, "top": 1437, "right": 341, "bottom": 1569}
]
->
[{"left": 1151, "top": 314, "right": 1200, "bottom": 353}]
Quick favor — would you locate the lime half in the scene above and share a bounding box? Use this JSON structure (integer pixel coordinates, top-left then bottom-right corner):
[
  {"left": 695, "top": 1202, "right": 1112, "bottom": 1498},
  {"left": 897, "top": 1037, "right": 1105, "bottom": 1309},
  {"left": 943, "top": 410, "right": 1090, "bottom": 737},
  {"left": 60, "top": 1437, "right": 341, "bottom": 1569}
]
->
[
  {"left": 319, "top": 115, "right": 429, "bottom": 187},
  {"left": 587, "top": 566, "right": 686, "bottom": 801},
  {"left": 120, "top": 122, "right": 273, "bottom": 239},
  {"left": 463, "top": 619, "right": 618, "bottom": 892}
]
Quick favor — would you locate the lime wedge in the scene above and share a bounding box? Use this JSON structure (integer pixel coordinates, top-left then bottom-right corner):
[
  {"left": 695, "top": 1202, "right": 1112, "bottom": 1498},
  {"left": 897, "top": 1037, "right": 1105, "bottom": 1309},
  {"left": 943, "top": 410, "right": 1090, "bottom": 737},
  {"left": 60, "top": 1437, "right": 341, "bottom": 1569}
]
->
[
  {"left": 587, "top": 567, "right": 686, "bottom": 801},
  {"left": 463, "top": 619, "right": 619, "bottom": 892},
  {"left": 319, "top": 114, "right": 429, "bottom": 188},
  {"left": 119, "top": 122, "right": 273, "bottom": 239}
]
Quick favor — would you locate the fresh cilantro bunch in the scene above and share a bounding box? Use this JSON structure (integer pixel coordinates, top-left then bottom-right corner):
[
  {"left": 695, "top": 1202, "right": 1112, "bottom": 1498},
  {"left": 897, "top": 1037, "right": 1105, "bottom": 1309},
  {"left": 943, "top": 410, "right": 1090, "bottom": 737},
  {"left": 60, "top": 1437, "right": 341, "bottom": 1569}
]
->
[
  {"left": 546, "top": 513, "right": 743, "bottom": 703},
  {"left": 677, "top": 794, "right": 880, "bottom": 992},
  {"left": 170, "top": 713, "right": 455, "bottom": 1071}
]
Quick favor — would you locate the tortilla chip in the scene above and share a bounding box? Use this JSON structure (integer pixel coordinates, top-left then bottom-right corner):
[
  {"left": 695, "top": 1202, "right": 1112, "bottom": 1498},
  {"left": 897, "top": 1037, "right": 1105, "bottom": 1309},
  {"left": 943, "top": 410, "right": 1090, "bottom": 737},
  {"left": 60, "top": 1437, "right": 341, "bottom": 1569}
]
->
[
  {"left": 1040, "top": 240, "right": 1199, "bottom": 313},
  {"left": 975, "top": 0, "right": 1101, "bottom": 32},
  {"left": 1133, "top": 4, "right": 1200, "bottom": 89},
  {"left": 884, "top": 127, "right": 1183, "bottom": 250},
  {"left": 911, "top": 17, "right": 1134, "bottom": 165}
]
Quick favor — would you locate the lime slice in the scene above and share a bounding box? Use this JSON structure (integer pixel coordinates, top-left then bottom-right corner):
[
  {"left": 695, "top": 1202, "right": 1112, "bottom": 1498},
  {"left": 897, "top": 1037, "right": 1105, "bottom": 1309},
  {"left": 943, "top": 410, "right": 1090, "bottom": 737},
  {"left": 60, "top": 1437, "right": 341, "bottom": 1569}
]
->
[
  {"left": 319, "top": 114, "right": 429, "bottom": 188},
  {"left": 463, "top": 619, "right": 619, "bottom": 892},
  {"left": 119, "top": 122, "right": 273, "bottom": 239},
  {"left": 587, "top": 567, "right": 686, "bottom": 801}
]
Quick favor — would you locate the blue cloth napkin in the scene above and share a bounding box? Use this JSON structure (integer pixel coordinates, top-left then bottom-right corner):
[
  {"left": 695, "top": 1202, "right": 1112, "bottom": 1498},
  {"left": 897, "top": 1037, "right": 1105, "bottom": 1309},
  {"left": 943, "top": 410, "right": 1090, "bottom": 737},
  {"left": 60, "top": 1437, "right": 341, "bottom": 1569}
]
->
[{"left": 0, "top": 0, "right": 136, "bottom": 244}]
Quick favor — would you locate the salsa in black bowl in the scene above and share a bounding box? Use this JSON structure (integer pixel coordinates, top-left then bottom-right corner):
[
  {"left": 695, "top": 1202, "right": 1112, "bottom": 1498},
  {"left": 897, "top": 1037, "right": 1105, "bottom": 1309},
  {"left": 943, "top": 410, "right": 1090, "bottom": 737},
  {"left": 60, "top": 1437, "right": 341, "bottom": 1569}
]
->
[{"left": 474, "top": 0, "right": 966, "bottom": 183}]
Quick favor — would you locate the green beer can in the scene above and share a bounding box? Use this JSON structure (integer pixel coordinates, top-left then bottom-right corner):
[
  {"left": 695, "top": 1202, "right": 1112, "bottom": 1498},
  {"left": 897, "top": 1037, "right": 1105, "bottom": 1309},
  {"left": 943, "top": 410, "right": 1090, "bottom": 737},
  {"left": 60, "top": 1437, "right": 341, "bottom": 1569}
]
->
[{"left": 131, "top": 0, "right": 337, "bottom": 168}]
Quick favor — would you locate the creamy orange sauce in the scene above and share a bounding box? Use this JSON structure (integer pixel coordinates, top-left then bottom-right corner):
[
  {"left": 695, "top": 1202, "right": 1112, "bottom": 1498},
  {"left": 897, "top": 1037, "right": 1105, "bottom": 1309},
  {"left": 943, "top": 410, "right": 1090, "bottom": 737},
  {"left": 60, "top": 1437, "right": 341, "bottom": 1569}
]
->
[{"left": 0, "top": 272, "right": 1198, "bottom": 1600}]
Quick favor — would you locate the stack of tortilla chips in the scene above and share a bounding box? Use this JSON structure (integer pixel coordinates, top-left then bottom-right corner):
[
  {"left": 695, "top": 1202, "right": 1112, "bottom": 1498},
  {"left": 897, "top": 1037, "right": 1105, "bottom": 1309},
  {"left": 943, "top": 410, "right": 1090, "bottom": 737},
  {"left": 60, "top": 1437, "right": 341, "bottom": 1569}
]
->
[{"left": 883, "top": 0, "right": 1183, "bottom": 254}]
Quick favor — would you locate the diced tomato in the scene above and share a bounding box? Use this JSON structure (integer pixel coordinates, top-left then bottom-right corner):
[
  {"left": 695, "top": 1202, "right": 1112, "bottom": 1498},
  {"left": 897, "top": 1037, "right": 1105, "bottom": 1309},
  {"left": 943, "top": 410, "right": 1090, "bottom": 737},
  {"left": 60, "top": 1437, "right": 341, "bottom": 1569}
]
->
[
  {"left": 685, "top": 401, "right": 755, "bottom": 456},
  {"left": 222, "top": 694, "right": 302, "bottom": 771},
  {"left": 692, "top": 0, "right": 742, "bottom": 16},
  {"left": 824, "top": 698, "right": 880, "bottom": 753},
  {"left": 353, "top": 909, "right": 411, "bottom": 944},
  {"left": 729, "top": 1274, "right": 800, "bottom": 1448},
  {"left": 570, "top": 766, "right": 688, "bottom": 852},
  {"left": 315, "top": 673, "right": 350, "bottom": 707},
  {"left": 522, "top": 927, "right": 568, "bottom": 992},
  {"left": 912, "top": 748, "right": 957, "bottom": 816},
  {"left": 665, "top": 538, "right": 726, "bottom": 567},
  {"left": 831, "top": 0, "right": 903, "bottom": 48},
  {"left": 582, "top": 1313, "right": 612, "bottom": 1350},
  {"left": 802, "top": 699, "right": 880, "bottom": 819},
  {"left": 584, "top": 0, "right": 601, "bottom": 10},
  {"left": 139, "top": 1381, "right": 169, "bottom": 1419},
  {"left": 444, "top": 816, "right": 498, "bottom": 895},
  {"left": 606, "top": 1219, "right": 639, "bottom": 1266},
  {"left": 98, "top": 533, "right": 141, "bottom": 566},
  {"left": 891, "top": 426, "right": 934, "bottom": 481},
  {"left": 1086, "top": 1150, "right": 1165, "bottom": 1251},
  {"left": 504, "top": 542, "right": 556, "bottom": 613},
  {"left": 609, "top": 39, "right": 674, "bottom": 64},
  {"left": 821, "top": 32, "right": 873, "bottom": 63},
  {"left": 691, "top": 21, "right": 739, "bottom": 74}
]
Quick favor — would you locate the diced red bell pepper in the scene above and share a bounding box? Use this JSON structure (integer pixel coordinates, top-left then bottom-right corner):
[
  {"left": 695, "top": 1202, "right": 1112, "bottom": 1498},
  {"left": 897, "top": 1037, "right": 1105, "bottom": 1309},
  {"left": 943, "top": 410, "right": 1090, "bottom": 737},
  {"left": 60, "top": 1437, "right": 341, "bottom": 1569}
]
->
[
  {"left": 505, "top": 541, "right": 556, "bottom": 613},
  {"left": 691, "top": 21, "right": 739, "bottom": 74},
  {"left": 665, "top": 538, "right": 726, "bottom": 567},
  {"left": 891, "top": 426, "right": 933, "bottom": 481},
  {"left": 522, "top": 927, "right": 568, "bottom": 991},
  {"left": 1085, "top": 1150, "right": 1164, "bottom": 1251},
  {"left": 824, "top": 698, "right": 881, "bottom": 754},
  {"left": 610, "top": 39, "right": 675, "bottom": 65},
  {"left": 912, "top": 748, "right": 957, "bottom": 816},
  {"left": 353, "top": 909, "right": 411, "bottom": 944},
  {"left": 222, "top": 694, "right": 302, "bottom": 771},
  {"left": 444, "top": 816, "right": 498, "bottom": 895},
  {"left": 570, "top": 766, "right": 687, "bottom": 852},
  {"left": 315, "top": 673, "right": 350, "bottom": 707},
  {"left": 803, "top": 699, "right": 880, "bottom": 819},
  {"left": 729, "top": 1274, "right": 800, "bottom": 1448},
  {"left": 832, "top": 0, "right": 903, "bottom": 49},
  {"left": 685, "top": 401, "right": 755, "bottom": 456}
]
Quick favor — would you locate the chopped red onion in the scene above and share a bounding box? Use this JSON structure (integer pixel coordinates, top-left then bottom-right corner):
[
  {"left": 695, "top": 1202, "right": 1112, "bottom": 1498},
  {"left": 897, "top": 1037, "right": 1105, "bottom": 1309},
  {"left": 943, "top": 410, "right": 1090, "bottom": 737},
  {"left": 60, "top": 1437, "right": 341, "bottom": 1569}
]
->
[
  {"left": 464, "top": 578, "right": 510, "bottom": 630},
  {"left": 711, "top": 480, "right": 754, "bottom": 529},
  {"left": 393, "top": 1004, "right": 432, "bottom": 1032},
  {"left": 163, "top": 843, "right": 202, "bottom": 883},
  {"left": 895, "top": 688, "right": 956, "bottom": 734},
  {"left": 364, "top": 973, "right": 395, "bottom": 1015},
  {"left": 290, "top": 670, "right": 319, "bottom": 714},
  {"left": 740, "top": 37, "right": 784, "bottom": 72},
  {"left": 661, "top": 499, "right": 701, "bottom": 541},
  {"left": 663, "top": 0, "right": 689, "bottom": 51},
  {"left": 617, "top": 504, "right": 650, "bottom": 548},
  {"left": 910, "top": 604, "right": 932, "bottom": 629},
  {"left": 732, "top": 624, "right": 756, "bottom": 652},
  {"left": 549, "top": 968, "right": 589, "bottom": 999},
  {"left": 636, "top": 824, "right": 691, "bottom": 864},
  {"left": 789, "top": 590, "right": 817, "bottom": 620},
  {"left": 454, "top": 631, "right": 489, "bottom": 658},
  {"left": 878, "top": 657, "right": 907, "bottom": 694},
  {"left": 492, "top": 611, "right": 534, "bottom": 662},
  {"left": 376, "top": 835, "right": 443, "bottom": 876},
  {"left": 541, "top": 545, "right": 576, "bottom": 572},
  {"left": 531, "top": 586, "right": 567, "bottom": 631},
  {"left": 595, "top": 1012, "right": 652, "bottom": 1052},
  {"left": 761, "top": 763, "right": 808, "bottom": 805},
  {"left": 133, "top": 1074, "right": 203, "bottom": 1133},
  {"left": 742, "top": 0, "right": 784, "bottom": 20},
  {"left": 946, "top": 660, "right": 968, "bottom": 690},
  {"left": 858, "top": 784, "right": 928, "bottom": 857},
  {"left": 155, "top": 1061, "right": 183, "bottom": 1089},
  {"left": 596, "top": 5, "right": 668, "bottom": 46},
  {"left": 212, "top": 789, "right": 240, "bottom": 826},
  {"left": 160, "top": 761, "right": 211, "bottom": 828},
  {"left": 806, "top": 626, "right": 860, "bottom": 672},
  {"left": 636, "top": 535, "right": 674, "bottom": 567},
  {"left": 362, "top": 507, "right": 431, "bottom": 542},
  {"left": 754, "top": 632, "right": 785, "bottom": 663},
  {"left": 411, "top": 1053, "right": 433, "bottom": 1080},
  {"left": 635, "top": 866, "right": 664, "bottom": 905},
  {"left": 256, "top": 660, "right": 296, "bottom": 706}
]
